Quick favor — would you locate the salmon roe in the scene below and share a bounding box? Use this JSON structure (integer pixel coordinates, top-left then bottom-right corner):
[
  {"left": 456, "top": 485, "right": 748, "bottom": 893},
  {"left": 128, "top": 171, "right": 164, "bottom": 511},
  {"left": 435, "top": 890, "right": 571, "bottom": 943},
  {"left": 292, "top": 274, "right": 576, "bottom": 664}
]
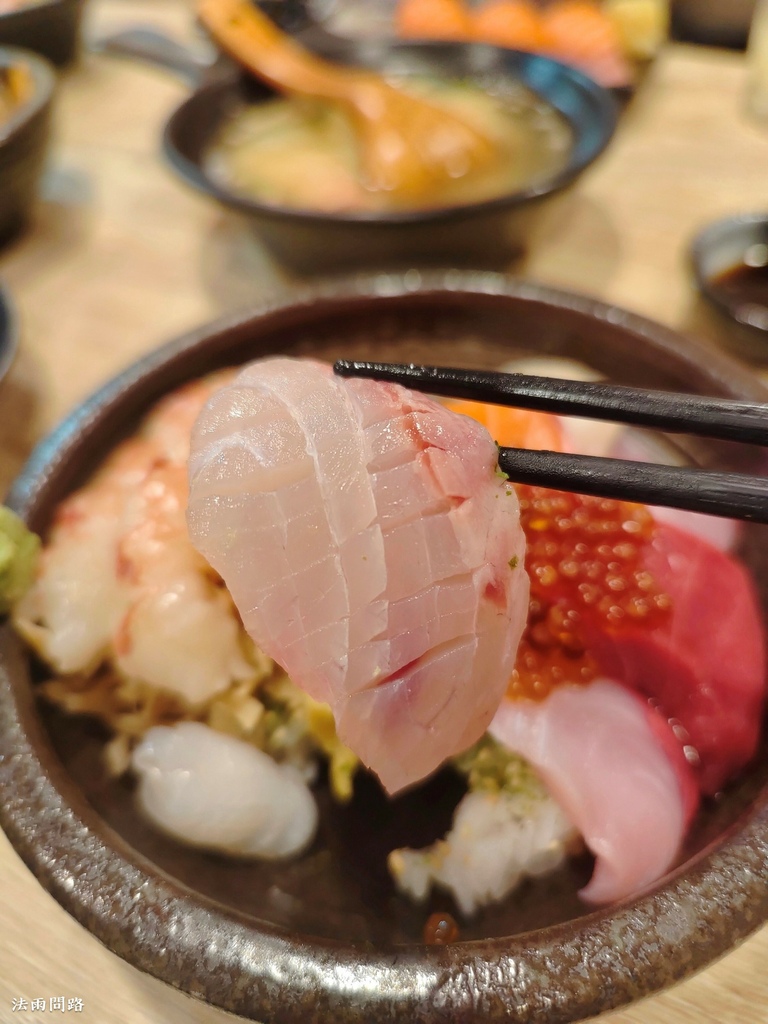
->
[
  {"left": 508, "top": 485, "right": 672, "bottom": 701},
  {"left": 423, "top": 911, "right": 460, "bottom": 944}
]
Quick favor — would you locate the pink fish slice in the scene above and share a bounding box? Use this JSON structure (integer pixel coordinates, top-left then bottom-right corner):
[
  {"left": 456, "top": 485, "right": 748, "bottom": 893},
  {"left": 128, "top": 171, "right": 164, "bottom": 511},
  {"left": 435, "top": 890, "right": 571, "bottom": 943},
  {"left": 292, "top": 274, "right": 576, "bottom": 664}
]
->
[{"left": 186, "top": 356, "right": 529, "bottom": 792}]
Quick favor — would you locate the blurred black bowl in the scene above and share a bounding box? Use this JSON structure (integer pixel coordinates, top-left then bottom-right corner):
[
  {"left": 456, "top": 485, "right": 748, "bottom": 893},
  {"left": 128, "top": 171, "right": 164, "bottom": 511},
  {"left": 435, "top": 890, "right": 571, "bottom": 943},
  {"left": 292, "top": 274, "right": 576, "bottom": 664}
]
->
[
  {"left": 0, "top": 0, "right": 84, "bottom": 67},
  {"left": 163, "top": 39, "right": 618, "bottom": 274},
  {"left": 671, "top": 0, "right": 755, "bottom": 49},
  {"left": 0, "top": 45, "right": 55, "bottom": 245}
]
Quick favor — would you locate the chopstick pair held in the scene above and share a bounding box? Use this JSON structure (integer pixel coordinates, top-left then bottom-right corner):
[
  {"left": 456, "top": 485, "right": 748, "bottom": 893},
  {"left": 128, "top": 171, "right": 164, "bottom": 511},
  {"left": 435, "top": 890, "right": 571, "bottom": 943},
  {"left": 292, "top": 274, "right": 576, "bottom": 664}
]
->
[{"left": 333, "top": 360, "right": 768, "bottom": 524}]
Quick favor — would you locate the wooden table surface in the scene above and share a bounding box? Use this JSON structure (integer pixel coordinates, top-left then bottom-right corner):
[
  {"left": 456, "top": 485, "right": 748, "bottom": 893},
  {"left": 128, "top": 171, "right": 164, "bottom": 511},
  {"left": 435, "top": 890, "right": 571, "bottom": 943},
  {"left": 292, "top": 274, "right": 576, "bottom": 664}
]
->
[{"left": 2, "top": 3, "right": 768, "bottom": 1021}]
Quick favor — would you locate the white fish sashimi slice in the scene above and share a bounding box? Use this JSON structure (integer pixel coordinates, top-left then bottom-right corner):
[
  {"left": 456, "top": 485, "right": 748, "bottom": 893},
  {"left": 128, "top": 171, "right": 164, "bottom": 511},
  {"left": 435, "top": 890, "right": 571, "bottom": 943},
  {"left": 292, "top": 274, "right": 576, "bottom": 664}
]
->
[
  {"left": 489, "top": 679, "right": 691, "bottom": 904},
  {"left": 132, "top": 722, "right": 317, "bottom": 858},
  {"left": 187, "top": 357, "right": 529, "bottom": 793}
]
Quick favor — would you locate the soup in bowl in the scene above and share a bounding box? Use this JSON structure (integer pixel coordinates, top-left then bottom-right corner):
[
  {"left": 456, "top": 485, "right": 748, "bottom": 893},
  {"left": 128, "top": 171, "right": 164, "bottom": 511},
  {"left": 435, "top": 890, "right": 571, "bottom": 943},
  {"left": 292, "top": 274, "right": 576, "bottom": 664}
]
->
[{"left": 164, "top": 40, "right": 617, "bottom": 270}]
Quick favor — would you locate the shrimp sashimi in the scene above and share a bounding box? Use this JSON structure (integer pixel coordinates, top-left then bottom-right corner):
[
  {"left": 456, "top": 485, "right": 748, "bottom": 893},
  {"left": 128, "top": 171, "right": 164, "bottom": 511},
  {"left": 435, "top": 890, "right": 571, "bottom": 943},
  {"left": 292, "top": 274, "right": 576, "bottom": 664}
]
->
[
  {"left": 186, "top": 356, "right": 529, "bottom": 793},
  {"left": 13, "top": 372, "right": 254, "bottom": 707},
  {"left": 490, "top": 679, "right": 698, "bottom": 904},
  {"left": 13, "top": 438, "right": 155, "bottom": 674},
  {"left": 112, "top": 460, "right": 254, "bottom": 705}
]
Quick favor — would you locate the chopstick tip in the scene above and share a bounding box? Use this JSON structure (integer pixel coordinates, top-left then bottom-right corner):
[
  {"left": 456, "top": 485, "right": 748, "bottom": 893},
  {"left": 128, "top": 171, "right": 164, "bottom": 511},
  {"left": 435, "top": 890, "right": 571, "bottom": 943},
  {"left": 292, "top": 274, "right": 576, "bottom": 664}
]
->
[
  {"left": 334, "top": 360, "right": 413, "bottom": 380},
  {"left": 335, "top": 361, "right": 475, "bottom": 397},
  {"left": 333, "top": 359, "right": 360, "bottom": 376}
]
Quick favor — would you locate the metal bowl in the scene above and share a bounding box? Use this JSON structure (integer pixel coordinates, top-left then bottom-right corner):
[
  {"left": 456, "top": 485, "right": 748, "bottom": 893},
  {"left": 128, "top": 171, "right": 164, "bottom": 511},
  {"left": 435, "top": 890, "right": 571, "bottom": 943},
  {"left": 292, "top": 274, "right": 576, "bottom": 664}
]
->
[{"left": 1, "top": 272, "right": 767, "bottom": 1023}]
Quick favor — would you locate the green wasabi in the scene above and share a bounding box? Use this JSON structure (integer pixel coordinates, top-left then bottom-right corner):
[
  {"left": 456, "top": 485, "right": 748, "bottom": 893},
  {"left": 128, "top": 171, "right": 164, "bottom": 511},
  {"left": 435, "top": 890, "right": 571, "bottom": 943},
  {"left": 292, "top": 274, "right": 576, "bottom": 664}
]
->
[
  {"left": 0, "top": 507, "right": 40, "bottom": 615},
  {"left": 452, "top": 734, "right": 546, "bottom": 799}
]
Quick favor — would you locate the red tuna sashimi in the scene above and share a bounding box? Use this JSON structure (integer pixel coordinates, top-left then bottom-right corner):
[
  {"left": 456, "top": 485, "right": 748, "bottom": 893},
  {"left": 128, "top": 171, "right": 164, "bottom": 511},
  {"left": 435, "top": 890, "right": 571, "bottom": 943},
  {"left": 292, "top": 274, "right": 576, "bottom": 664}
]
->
[
  {"left": 587, "top": 522, "right": 766, "bottom": 794},
  {"left": 186, "top": 357, "right": 529, "bottom": 793}
]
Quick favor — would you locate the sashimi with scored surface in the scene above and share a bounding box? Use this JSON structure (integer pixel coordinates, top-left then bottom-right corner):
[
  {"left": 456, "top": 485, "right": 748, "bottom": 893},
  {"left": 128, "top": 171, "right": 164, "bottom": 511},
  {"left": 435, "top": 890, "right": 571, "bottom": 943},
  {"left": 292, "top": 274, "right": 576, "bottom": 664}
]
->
[{"left": 186, "top": 357, "right": 529, "bottom": 793}]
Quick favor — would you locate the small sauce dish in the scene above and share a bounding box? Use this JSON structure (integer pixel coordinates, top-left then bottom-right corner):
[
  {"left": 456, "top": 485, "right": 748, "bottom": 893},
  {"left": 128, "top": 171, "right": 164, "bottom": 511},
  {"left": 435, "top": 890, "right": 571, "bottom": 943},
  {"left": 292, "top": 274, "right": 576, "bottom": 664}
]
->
[{"left": 690, "top": 211, "right": 768, "bottom": 362}]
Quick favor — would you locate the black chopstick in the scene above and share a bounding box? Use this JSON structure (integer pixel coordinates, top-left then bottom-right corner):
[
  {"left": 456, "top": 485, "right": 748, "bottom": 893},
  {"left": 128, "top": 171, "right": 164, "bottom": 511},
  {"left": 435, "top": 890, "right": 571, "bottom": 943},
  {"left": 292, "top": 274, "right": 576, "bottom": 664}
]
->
[
  {"left": 333, "top": 360, "right": 768, "bottom": 523},
  {"left": 498, "top": 448, "right": 768, "bottom": 522},
  {"left": 334, "top": 360, "right": 768, "bottom": 446}
]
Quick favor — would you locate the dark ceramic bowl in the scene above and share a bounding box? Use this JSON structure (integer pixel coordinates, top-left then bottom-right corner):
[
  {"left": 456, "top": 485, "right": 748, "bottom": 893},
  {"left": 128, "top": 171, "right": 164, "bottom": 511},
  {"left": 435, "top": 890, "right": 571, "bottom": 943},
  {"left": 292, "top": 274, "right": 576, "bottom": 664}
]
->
[
  {"left": 0, "top": 280, "right": 18, "bottom": 383},
  {"left": 0, "top": 45, "right": 55, "bottom": 245},
  {"left": 163, "top": 40, "right": 618, "bottom": 273},
  {"left": 0, "top": 0, "right": 84, "bottom": 67},
  {"left": 690, "top": 211, "right": 768, "bottom": 363},
  {"left": 2, "top": 272, "right": 768, "bottom": 1023},
  {"left": 671, "top": 0, "right": 755, "bottom": 48}
]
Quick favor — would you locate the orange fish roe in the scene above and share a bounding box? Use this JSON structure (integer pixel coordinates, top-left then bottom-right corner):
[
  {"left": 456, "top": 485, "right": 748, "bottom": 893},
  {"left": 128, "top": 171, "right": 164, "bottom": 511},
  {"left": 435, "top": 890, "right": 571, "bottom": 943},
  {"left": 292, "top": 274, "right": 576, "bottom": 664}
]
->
[
  {"left": 423, "top": 911, "right": 461, "bottom": 944},
  {"left": 509, "top": 485, "right": 672, "bottom": 701}
]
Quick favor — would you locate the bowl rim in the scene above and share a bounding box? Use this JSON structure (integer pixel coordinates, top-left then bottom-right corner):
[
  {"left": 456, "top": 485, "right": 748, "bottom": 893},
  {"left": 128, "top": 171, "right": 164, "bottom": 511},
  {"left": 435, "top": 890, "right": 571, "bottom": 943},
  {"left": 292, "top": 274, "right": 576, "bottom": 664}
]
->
[
  {"left": 690, "top": 210, "right": 768, "bottom": 335},
  {"left": 0, "top": 42, "right": 56, "bottom": 143},
  {"left": 2, "top": 271, "right": 768, "bottom": 1024},
  {"left": 162, "top": 40, "right": 619, "bottom": 228}
]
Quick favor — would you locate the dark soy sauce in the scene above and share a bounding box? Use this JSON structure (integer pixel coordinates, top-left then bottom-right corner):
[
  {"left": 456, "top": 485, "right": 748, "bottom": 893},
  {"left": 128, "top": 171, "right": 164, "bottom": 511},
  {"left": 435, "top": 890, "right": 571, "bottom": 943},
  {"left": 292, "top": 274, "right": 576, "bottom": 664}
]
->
[{"left": 712, "top": 242, "right": 768, "bottom": 329}]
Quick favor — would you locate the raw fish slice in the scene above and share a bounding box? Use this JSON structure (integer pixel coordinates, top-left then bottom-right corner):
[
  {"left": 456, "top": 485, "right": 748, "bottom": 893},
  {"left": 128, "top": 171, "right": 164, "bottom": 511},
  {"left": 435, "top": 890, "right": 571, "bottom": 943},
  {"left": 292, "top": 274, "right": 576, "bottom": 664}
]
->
[
  {"left": 605, "top": 424, "right": 740, "bottom": 551},
  {"left": 496, "top": 355, "right": 624, "bottom": 457},
  {"left": 187, "top": 357, "right": 529, "bottom": 792},
  {"left": 490, "top": 678, "right": 698, "bottom": 904},
  {"left": 589, "top": 522, "right": 767, "bottom": 794}
]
